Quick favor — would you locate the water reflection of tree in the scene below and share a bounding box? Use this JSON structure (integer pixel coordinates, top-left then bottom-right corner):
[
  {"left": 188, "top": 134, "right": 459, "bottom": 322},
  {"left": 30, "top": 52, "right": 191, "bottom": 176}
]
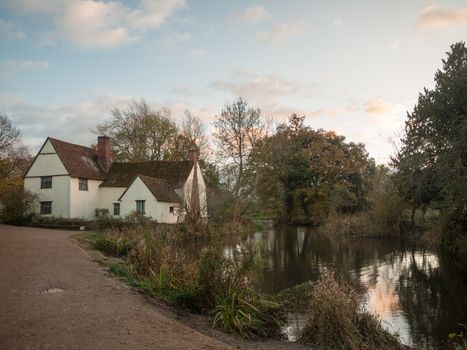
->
[
  {"left": 254, "top": 225, "right": 467, "bottom": 347},
  {"left": 396, "top": 249, "right": 467, "bottom": 348},
  {"left": 255, "top": 224, "right": 404, "bottom": 293}
]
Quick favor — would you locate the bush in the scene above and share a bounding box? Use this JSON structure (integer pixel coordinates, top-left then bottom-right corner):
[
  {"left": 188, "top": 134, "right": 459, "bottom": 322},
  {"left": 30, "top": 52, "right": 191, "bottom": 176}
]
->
[
  {"left": 94, "top": 232, "right": 136, "bottom": 257},
  {"left": 299, "top": 271, "right": 403, "bottom": 350},
  {"left": 0, "top": 187, "right": 36, "bottom": 225},
  {"left": 198, "top": 240, "right": 259, "bottom": 308}
]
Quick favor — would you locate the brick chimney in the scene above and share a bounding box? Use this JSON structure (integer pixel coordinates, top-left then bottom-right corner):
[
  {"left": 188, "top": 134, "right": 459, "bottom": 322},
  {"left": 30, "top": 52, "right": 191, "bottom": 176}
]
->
[
  {"left": 188, "top": 145, "right": 198, "bottom": 163},
  {"left": 97, "top": 135, "right": 112, "bottom": 172}
]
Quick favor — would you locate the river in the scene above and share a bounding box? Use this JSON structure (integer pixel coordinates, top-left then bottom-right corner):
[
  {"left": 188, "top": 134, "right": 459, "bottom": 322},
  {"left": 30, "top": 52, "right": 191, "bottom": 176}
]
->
[{"left": 250, "top": 222, "right": 467, "bottom": 348}]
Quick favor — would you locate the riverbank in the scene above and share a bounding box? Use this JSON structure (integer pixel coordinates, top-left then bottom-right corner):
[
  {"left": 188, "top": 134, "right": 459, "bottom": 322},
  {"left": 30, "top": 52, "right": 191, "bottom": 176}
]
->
[{"left": 73, "top": 229, "right": 308, "bottom": 350}]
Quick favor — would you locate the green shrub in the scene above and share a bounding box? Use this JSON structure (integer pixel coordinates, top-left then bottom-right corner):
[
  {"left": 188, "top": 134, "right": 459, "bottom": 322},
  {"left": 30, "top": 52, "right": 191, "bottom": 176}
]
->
[
  {"left": 0, "top": 187, "right": 36, "bottom": 225},
  {"left": 94, "top": 231, "right": 136, "bottom": 257},
  {"left": 198, "top": 240, "right": 259, "bottom": 308},
  {"left": 211, "top": 289, "right": 286, "bottom": 338}
]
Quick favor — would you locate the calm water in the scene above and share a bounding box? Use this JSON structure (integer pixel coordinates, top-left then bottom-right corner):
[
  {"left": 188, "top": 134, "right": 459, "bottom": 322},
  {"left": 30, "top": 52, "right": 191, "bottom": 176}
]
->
[{"left": 250, "top": 222, "right": 467, "bottom": 347}]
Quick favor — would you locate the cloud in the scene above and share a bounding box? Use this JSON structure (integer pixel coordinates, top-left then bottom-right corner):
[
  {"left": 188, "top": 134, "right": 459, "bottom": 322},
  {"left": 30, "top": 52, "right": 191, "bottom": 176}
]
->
[
  {"left": 389, "top": 39, "right": 400, "bottom": 50},
  {"left": 257, "top": 20, "right": 307, "bottom": 43},
  {"left": 189, "top": 49, "right": 208, "bottom": 59},
  {"left": 210, "top": 71, "right": 318, "bottom": 119},
  {"left": 418, "top": 5, "right": 467, "bottom": 29},
  {"left": 1, "top": 0, "right": 61, "bottom": 14},
  {"left": 0, "top": 94, "right": 134, "bottom": 151},
  {"left": 1, "top": 94, "right": 219, "bottom": 152},
  {"left": 235, "top": 5, "right": 269, "bottom": 23},
  {"left": 333, "top": 19, "right": 343, "bottom": 26},
  {"left": 163, "top": 31, "right": 193, "bottom": 49},
  {"left": 2, "top": 0, "right": 186, "bottom": 49},
  {"left": 363, "top": 97, "right": 403, "bottom": 115},
  {"left": 57, "top": 1, "right": 137, "bottom": 48},
  {"left": 0, "top": 20, "right": 26, "bottom": 40},
  {"left": 0, "top": 60, "right": 49, "bottom": 76},
  {"left": 127, "top": 0, "right": 186, "bottom": 31},
  {"left": 212, "top": 71, "right": 302, "bottom": 104}
]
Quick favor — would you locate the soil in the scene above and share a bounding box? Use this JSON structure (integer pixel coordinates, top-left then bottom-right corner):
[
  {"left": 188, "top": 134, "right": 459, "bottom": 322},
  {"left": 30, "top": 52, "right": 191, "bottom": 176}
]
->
[{"left": 0, "top": 225, "right": 307, "bottom": 350}]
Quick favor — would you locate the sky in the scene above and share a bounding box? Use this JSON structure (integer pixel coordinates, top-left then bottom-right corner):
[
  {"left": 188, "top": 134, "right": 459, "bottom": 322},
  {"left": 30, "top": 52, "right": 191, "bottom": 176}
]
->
[{"left": 0, "top": 0, "right": 466, "bottom": 163}]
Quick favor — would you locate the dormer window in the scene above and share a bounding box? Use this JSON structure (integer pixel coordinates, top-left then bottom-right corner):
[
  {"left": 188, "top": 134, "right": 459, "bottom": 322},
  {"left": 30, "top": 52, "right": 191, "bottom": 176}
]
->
[
  {"left": 40, "top": 176, "right": 52, "bottom": 189},
  {"left": 79, "top": 178, "right": 88, "bottom": 191}
]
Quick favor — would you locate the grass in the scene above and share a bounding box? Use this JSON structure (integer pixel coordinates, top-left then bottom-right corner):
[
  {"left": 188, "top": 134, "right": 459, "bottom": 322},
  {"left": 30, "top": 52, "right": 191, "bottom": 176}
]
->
[{"left": 298, "top": 272, "right": 404, "bottom": 350}]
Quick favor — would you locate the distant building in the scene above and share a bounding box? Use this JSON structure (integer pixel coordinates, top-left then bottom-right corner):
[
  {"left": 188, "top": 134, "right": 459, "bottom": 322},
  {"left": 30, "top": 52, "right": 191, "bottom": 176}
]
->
[{"left": 23, "top": 136, "right": 207, "bottom": 223}]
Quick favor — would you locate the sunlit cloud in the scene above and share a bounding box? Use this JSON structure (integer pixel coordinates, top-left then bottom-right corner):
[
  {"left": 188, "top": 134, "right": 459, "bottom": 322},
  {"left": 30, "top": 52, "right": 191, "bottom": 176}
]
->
[
  {"left": 257, "top": 20, "right": 307, "bottom": 43},
  {"left": 1, "top": 0, "right": 186, "bottom": 48},
  {"left": 418, "top": 5, "right": 467, "bottom": 29},
  {"left": 364, "top": 97, "right": 403, "bottom": 115},
  {"left": 211, "top": 71, "right": 309, "bottom": 105},
  {"left": 235, "top": 5, "right": 269, "bottom": 23}
]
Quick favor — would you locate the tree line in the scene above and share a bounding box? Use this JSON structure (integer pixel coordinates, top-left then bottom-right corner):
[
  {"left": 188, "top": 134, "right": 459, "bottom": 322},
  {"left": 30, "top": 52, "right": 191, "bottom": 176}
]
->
[{"left": 0, "top": 41, "right": 465, "bottom": 261}]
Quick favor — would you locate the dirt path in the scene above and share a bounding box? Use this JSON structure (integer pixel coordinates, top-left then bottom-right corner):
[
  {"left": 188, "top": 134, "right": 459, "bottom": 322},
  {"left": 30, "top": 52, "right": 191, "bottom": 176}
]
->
[{"left": 0, "top": 225, "right": 230, "bottom": 350}]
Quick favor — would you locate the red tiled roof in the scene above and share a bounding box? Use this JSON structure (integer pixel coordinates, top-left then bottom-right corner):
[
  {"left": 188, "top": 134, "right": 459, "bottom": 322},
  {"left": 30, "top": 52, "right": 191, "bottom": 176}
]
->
[
  {"left": 121, "top": 175, "right": 181, "bottom": 203},
  {"left": 100, "top": 160, "right": 193, "bottom": 188},
  {"left": 48, "top": 138, "right": 106, "bottom": 180}
]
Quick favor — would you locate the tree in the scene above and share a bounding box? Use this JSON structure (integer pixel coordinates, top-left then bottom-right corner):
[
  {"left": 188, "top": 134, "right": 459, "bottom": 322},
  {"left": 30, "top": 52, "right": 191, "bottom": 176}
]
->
[
  {"left": 394, "top": 42, "right": 467, "bottom": 260},
  {"left": 166, "top": 110, "right": 210, "bottom": 161},
  {"left": 249, "top": 114, "right": 374, "bottom": 223},
  {"left": 97, "top": 99, "right": 178, "bottom": 161},
  {"left": 213, "top": 98, "right": 264, "bottom": 217},
  {"left": 0, "top": 114, "right": 33, "bottom": 224},
  {"left": 0, "top": 114, "right": 30, "bottom": 183}
]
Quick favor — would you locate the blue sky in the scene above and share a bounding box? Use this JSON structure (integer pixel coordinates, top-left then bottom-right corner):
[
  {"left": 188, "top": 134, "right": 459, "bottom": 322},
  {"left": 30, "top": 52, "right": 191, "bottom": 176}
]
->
[{"left": 0, "top": 0, "right": 466, "bottom": 162}]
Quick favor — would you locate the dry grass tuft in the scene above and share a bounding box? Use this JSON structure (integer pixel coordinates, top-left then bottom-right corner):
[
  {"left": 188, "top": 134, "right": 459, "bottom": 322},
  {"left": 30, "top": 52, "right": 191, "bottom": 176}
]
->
[{"left": 299, "top": 271, "right": 404, "bottom": 350}]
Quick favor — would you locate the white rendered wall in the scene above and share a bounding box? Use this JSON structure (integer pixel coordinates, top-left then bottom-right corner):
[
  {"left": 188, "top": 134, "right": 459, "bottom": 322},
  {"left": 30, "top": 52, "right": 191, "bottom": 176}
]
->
[
  {"left": 69, "top": 178, "right": 103, "bottom": 219},
  {"left": 120, "top": 177, "right": 179, "bottom": 223},
  {"left": 24, "top": 139, "right": 71, "bottom": 217},
  {"left": 26, "top": 140, "right": 68, "bottom": 177},
  {"left": 98, "top": 187, "right": 126, "bottom": 216},
  {"left": 24, "top": 176, "right": 71, "bottom": 217}
]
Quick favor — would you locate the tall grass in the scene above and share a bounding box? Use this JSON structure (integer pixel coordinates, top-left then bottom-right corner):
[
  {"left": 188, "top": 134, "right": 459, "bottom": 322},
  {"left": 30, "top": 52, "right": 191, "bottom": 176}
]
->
[
  {"left": 299, "top": 272, "right": 403, "bottom": 350},
  {"left": 94, "top": 222, "right": 285, "bottom": 338}
]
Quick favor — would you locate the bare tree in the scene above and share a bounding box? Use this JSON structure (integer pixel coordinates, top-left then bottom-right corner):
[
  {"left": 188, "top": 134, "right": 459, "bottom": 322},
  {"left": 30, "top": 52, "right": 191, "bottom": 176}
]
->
[
  {"left": 0, "top": 114, "right": 29, "bottom": 181},
  {"left": 96, "top": 99, "right": 178, "bottom": 161},
  {"left": 181, "top": 110, "right": 209, "bottom": 159},
  {"left": 213, "top": 98, "right": 264, "bottom": 217}
]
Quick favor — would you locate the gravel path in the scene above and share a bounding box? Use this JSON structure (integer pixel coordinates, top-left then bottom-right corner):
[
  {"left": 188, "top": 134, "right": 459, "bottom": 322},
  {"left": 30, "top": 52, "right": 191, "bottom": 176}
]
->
[{"left": 0, "top": 224, "right": 230, "bottom": 350}]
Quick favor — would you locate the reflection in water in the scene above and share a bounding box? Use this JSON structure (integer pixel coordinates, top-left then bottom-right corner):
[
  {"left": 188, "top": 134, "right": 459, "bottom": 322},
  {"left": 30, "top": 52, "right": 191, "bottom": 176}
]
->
[{"left": 251, "top": 223, "right": 467, "bottom": 347}]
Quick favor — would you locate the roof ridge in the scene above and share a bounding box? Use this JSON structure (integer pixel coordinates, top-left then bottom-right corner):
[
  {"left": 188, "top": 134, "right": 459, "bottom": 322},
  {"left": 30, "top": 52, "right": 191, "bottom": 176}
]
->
[
  {"left": 48, "top": 137, "right": 94, "bottom": 152},
  {"left": 137, "top": 174, "right": 170, "bottom": 183},
  {"left": 113, "top": 160, "right": 193, "bottom": 164}
]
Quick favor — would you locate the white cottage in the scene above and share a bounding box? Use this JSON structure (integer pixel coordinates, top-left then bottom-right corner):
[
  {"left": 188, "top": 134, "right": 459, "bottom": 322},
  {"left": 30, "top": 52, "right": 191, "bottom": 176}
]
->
[{"left": 23, "top": 136, "right": 207, "bottom": 223}]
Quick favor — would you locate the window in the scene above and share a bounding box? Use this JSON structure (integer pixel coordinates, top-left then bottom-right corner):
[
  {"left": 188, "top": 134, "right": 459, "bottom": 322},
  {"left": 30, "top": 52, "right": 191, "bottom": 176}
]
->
[
  {"left": 113, "top": 203, "right": 120, "bottom": 216},
  {"left": 136, "top": 200, "right": 145, "bottom": 214},
  {"left": 40, "top": 176, "right": 52, "bottom": 189},
  {"left": 79, "top": 178, "right": 88, "bottom": 191},
  {"left": 169, "top": 206, "right": 174, "bottom": 214},
  {"left": 40, "top": 201, "right": 52, "bottom": 215}
]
